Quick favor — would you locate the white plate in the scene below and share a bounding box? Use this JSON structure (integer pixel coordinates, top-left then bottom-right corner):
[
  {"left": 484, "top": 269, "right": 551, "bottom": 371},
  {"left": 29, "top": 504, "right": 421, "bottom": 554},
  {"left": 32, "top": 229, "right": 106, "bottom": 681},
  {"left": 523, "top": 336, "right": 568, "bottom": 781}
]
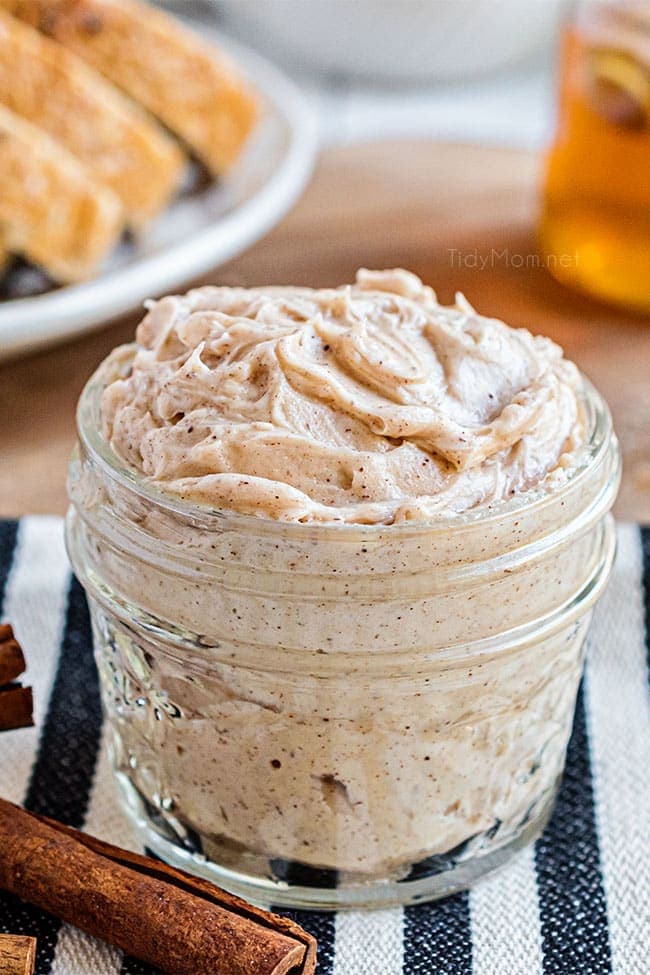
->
[{"left": 0, "top": 29, "right": 318, "bottom": 360}]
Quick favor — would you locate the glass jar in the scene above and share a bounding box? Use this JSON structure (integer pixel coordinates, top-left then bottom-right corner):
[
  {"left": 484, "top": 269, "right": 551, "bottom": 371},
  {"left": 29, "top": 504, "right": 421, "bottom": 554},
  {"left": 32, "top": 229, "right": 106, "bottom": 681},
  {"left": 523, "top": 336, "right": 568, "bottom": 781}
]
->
[
  {"left": 540, "top": 1, "right": 650, "bottom": 311},
  {"left": 66, "top": 355, "right": 620, "bottom": 910}
]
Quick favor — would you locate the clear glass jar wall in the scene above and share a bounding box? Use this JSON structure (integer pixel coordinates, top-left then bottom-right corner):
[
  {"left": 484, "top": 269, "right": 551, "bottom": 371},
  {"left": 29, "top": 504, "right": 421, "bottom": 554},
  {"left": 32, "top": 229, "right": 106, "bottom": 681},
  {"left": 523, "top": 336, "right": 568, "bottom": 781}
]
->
[{"left": 66, "top": 364, "right": 619, "bottom": 909}]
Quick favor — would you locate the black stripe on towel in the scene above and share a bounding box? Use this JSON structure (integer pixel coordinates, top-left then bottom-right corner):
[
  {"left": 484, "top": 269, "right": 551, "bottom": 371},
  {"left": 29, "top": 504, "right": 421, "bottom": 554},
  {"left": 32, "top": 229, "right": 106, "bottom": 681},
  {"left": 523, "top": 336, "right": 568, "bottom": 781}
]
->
[
  {"left": 23, "top": 576, "right": 103, "bottom": 823},
  {"left": 403, "top": 892, "right": 472, "bottom": 975},
  {"left": 535, "top": 681, "right": 612, "bottom": 974},
  {"left": 641, "top": 527, "right": 649, "bottom": 681},
  {"left": 0, "top": 518, "right": 19, "bottom": 610},
  {"left": 0, "top": 575, "right": 104, "bottom": 974}
]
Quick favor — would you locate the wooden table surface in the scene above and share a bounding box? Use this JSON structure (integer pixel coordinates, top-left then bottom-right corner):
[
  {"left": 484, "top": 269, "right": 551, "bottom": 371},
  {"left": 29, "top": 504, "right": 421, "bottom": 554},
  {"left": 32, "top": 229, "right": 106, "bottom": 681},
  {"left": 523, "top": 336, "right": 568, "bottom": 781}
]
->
[{"left": 1, "top": 141, "right": 648, "bottom": 521}]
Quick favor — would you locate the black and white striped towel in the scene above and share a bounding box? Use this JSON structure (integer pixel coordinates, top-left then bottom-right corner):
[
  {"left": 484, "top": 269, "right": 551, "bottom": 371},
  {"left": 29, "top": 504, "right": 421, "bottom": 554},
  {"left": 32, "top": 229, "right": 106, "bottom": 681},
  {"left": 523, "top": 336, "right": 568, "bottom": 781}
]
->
[{"left": 0, "top": 516, "right": 648, "bottom": 975}]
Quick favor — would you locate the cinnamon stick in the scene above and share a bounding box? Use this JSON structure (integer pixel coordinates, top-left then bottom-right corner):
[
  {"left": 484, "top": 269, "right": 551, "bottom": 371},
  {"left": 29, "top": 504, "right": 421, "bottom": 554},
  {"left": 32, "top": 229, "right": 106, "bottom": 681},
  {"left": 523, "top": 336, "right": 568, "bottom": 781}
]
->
[
  {"left": 0, "top": 685, "right": 33, "bottom": 732},
  {"left": 0, "top": 624, "right": 26, "bottom": 686},
  {"left": 0, "top": 934, "right": 36, "bottom": 975},
  {"left": 0, "top": 799, "right": 316, "bottom": 975},
  {"left": 0, "top": 625, "right": 33, "bottom": 732}
]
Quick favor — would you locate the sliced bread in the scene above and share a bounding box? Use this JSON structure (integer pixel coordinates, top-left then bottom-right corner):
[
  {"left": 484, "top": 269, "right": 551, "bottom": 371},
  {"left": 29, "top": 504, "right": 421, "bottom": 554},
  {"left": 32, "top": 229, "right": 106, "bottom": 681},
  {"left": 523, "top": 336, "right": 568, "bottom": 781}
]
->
[
  {"left": 0, "top": 102, "right": 124, "bottom": 282},
  {"left": 0, "top": 9, "right": 185, "bottom": 227},
  {"left": 2, "top": 0, "right": 258, "bottom": 175}
]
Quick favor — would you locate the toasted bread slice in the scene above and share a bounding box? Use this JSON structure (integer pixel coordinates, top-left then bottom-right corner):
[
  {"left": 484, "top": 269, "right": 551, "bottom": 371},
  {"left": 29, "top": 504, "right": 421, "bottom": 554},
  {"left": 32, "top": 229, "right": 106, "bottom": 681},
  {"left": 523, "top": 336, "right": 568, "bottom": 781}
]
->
[
  {"left": 3, "top": 0, "right": 258, "bottom": 175},
  {"left": 0, "top": 9, "right": 185, "bottom": 227},
  {"left": 0, "top": 103, "right": 123, "bottom": 282}
]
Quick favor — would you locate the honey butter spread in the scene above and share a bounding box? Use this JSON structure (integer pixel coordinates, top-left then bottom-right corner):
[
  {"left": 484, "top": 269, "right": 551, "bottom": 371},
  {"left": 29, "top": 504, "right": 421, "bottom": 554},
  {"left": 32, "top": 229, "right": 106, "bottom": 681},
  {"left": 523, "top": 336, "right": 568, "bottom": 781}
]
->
[{"left": 101, "top": 269, "right": 585, "bottom": 524}]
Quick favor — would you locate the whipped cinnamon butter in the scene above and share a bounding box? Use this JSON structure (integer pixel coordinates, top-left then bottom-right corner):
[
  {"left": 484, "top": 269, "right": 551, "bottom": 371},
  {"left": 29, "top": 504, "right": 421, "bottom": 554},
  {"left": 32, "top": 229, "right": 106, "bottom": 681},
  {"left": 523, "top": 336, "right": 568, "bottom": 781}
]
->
[
  {"left": 101, "top": 269, "right": 584, "bottom": 524},
  {"left": 67, "top": 270, "right": 619, "bottom": 907}
]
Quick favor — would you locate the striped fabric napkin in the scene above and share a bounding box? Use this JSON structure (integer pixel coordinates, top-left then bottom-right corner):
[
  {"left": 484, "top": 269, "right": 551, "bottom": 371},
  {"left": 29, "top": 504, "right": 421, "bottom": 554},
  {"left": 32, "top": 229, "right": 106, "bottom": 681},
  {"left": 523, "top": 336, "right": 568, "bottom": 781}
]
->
[{"left": 0, "top": 517, "right": 648, "bottom": 975}]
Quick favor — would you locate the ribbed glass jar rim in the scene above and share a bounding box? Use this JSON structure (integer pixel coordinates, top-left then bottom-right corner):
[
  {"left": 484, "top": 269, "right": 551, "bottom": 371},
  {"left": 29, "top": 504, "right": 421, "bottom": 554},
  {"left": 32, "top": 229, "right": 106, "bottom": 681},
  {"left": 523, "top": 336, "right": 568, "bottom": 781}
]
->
[
  {"left": 68, "top": 351, "right": 621, "bottom": 669},
  {"left": 74, "top": 347, "right": 619, "bottom": 546}
]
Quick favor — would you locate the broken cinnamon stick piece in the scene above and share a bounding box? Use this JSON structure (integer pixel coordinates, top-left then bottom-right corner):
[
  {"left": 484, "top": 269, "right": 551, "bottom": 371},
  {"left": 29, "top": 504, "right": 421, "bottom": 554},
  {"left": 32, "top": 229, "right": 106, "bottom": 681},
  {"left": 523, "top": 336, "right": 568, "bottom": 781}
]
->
[
  {"left": 0, "top": 624, "right": 26, "bottom": 686},
  {"left": 0, "top": 934, "right": 36, "bottom": 975},
  {"left": 0, "top": 799, "right": 317, "bottom": 975},
  {"left": 0, "top": 685, "right": 33, "bottom": 731},
  {"left": 0, "top": 625, "right": 33, "bottom": 732}
]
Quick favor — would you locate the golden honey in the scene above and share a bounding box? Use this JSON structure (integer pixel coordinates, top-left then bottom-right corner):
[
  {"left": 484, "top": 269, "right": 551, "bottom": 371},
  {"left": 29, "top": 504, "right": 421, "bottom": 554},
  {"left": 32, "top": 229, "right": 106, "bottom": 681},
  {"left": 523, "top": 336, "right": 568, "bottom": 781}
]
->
[{"left": 540, "top": 4, "right": 650, "bottom": 312}]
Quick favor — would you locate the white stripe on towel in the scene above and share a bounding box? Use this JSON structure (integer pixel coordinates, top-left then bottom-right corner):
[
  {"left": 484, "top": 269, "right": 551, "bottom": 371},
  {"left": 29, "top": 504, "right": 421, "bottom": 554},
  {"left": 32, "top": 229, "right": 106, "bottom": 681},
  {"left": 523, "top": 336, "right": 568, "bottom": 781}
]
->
[
  {"left": 586, "top": 524, "right": 650, "bottom": 975},
  {"left": 0, "top": 516, "right": 69, "bottom": 803},
  {"left": 470, "top": 843, "right": 543, "bottom": 975},
  {"left": 333, "top": 908, "right": 404, "bottom": 975}
]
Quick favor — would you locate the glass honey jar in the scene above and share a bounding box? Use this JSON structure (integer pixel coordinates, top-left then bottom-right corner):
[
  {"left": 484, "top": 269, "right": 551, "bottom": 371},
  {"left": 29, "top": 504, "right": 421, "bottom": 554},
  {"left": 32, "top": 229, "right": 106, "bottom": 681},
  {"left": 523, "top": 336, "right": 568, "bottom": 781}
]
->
[{"left": 540, "top": 1, "right": 650, "bottom": 312}]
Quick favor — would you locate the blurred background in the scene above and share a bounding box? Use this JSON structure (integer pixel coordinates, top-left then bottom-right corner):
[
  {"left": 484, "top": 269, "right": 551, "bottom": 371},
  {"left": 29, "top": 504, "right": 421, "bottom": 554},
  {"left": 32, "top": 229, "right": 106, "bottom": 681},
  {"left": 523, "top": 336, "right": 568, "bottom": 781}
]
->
[
  {"left": 211, "top": 0, "right": 565, "bottom": 147},
  {"left": 1, "top": 0, "right": 648, "bottom": 521}
]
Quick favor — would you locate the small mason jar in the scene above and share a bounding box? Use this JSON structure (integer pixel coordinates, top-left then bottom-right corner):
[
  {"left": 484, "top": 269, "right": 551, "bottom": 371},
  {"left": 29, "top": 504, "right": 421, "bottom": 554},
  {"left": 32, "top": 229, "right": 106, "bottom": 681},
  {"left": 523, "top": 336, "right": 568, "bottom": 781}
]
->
[{"left": 66, "top": 354, "right": 619, "bottom": 910}]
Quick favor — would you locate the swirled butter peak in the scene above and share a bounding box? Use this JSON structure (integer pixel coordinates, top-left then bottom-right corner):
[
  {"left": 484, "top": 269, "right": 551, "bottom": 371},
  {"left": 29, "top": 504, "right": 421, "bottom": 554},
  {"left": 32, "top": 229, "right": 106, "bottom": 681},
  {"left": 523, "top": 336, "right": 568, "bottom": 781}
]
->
[{"left": 101, "top": 269, "right": 584, "bottom": 524}]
